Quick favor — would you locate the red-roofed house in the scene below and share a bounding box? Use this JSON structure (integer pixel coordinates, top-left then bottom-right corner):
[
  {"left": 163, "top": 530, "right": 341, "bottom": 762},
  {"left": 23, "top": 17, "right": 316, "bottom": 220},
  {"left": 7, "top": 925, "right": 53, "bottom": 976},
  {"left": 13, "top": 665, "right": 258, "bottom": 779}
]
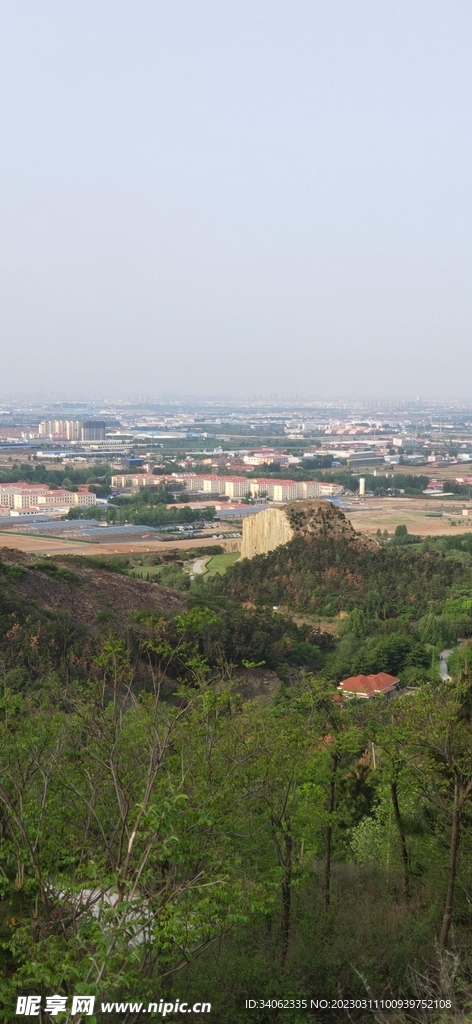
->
[{"left": 337, "top": 672, "right": 400, "bottom": 700}]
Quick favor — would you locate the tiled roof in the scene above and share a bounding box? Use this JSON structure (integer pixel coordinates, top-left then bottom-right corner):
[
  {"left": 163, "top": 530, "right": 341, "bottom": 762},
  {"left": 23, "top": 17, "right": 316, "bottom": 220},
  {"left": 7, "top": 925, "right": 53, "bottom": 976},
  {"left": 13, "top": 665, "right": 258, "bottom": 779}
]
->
[{"left": 338, "top": 672, "right": 399, "bottom": 695}]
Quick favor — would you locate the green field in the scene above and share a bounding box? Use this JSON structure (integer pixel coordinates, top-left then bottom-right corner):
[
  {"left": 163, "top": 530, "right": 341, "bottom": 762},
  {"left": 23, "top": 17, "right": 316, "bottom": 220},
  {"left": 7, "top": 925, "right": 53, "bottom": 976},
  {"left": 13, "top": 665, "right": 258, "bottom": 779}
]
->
[
  {"left": 205, "top": 552, "right": 240, "bottom": 576},
  {"left": 128, "top": 553, "right": 240, "bottom": 581}
]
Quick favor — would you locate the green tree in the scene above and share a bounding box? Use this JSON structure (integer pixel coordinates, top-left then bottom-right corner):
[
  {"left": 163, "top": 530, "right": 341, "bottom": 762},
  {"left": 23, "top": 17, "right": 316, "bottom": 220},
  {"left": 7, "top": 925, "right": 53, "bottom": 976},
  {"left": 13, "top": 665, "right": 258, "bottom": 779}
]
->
[
  {"left": 0, "top": 670, "right": 271, "bottom": 1016},
  {"left": 387, "top": 679, "right": 472, "bottom": 947}
]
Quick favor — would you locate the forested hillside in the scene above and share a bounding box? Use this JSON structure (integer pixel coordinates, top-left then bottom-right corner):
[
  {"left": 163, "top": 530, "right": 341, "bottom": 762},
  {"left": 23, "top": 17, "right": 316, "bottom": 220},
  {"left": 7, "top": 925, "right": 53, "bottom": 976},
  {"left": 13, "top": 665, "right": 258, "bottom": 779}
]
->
[
  {"left": 211, "top": 533, "right": 471, "bottom": 617},
  {"left": 2, "top": 534, "right": 472, "bottom": 1022}
]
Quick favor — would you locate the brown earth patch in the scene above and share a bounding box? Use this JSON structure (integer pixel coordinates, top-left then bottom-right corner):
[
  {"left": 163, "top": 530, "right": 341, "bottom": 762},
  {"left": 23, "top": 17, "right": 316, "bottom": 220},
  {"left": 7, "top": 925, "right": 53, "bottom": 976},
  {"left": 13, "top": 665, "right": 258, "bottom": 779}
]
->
[
  {"left": 0, "top": 533, "right": 240, "bottom": 556},
  {"left": 343, "top": 497, "right": 472, "bottom": 538},
  {"left": 1, "top": 548, "right": 186, "bottom": 630}
]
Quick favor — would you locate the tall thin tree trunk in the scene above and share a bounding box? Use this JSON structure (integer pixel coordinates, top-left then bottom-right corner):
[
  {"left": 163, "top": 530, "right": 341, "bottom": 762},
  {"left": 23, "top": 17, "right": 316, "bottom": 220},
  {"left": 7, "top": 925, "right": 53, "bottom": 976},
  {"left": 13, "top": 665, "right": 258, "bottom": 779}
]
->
[
  {"left": 280, "top": 831, "right": 292, "bottom": 967},
  {"left": 390, "top": 780, "right": 410, "bottom": 898},
  {"left": 439, "top": 779, "right": 461, "bottom": 948},
  {"left": 324, "top": 754, "right": 338, "bottom": 908}
]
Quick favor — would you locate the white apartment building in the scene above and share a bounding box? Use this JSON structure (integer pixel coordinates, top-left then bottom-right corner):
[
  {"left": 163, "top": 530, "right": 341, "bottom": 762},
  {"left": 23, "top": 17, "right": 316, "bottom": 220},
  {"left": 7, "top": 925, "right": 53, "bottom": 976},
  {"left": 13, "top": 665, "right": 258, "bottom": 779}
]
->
[
  {"left": 243, "top": 450, "right": 288, "bottom": 466},
  {"left": 0, "top": 485, "right": 96, "bottom": 511},
  {"left": 223, "top": 478, "right": 250, "bottom": 499},
  {"left": 173, "top": 475, "right": 201, "bottom": 492},
  {"left": 250, "top": 480, "right": 298, "bottom": 501},
  {"left": 250, "top": 479, "right": 344, "bottom": 501},
  {"left": 14, "top": 492, "right": 45, "bottom": 509},
  {"left": 202, "top": 476, "right": 227, "bottom": 494},
  {"left": 37, "top": 491, "right": 96, "bottom": 508},
  {"left": 36, "top": 492, "right": 75, "bottom": 508},
  {"left": 111, "top": 473, "right": 160, "bottom": 488},
  {"left": 73, "top": 490, "right": 98, "bottom": 506},
  {"left": 272, "top": 482, "right": 299, "bottom": 501},
  {"left": 110, "top": 471, "right": 345, "bottom": 505},
  {"left": 170, "top": 473, "right": 233, "bottom": 493},
  {"left": 299, "top": 481, "right": 344, "bottom": 498},
  {"left": 0, "top": 485, "right": 49, "bottom": 508}
]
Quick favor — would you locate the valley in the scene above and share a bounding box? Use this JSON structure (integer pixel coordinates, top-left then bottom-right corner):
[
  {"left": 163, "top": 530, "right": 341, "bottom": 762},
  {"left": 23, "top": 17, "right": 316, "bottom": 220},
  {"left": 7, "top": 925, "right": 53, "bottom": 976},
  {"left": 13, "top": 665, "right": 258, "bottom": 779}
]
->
[{"left": 2, "top": 499, "right": 472, "bottom": 1021}]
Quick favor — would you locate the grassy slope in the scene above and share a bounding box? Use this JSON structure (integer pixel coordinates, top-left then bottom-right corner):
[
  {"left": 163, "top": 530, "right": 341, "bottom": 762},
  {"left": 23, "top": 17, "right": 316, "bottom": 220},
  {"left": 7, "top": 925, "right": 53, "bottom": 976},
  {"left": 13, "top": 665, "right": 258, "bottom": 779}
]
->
[{"left": 205, "top": 552, "right": 240, "bottom": 575}]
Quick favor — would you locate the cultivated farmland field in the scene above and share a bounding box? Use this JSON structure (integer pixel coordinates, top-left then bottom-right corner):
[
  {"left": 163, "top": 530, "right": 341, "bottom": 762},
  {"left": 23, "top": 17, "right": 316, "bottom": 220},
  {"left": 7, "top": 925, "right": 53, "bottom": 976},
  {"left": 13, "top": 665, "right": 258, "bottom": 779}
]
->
[{"left": 343, "top": 496, "right": 472, "bottom": 537}]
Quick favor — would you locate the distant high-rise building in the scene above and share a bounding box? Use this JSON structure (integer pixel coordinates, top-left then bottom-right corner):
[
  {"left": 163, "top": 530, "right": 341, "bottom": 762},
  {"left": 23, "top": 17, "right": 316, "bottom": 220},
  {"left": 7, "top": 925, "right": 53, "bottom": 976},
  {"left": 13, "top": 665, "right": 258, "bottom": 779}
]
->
[
  {"left": 81, "top": 420, "right": 106, "bottom": 441},
  {"left": 38, "top": 418, "right": 81, "bottom": 439},
  {"left": 65, "top": 420, "right": 81, "bottom": 440},
  {"left": 38, "top": 418, "right": 106, "bottom": 441}
]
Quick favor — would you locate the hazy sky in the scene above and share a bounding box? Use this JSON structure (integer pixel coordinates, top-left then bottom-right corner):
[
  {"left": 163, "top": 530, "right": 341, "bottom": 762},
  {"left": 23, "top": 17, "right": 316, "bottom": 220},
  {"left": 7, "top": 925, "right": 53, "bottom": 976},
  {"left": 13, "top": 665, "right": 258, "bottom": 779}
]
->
[{"left": 1, "top": 1, "right": 472, "bottom": 399}]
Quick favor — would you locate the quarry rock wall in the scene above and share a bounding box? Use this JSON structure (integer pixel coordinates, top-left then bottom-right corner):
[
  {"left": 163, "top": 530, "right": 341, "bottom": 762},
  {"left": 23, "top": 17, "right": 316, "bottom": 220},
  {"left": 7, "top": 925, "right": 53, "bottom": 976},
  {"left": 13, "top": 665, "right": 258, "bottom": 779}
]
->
[
  {"left": 240, "top": 507, "right": 294, "bottom": 559},
  {"left": 241, "top": 500, "right": 370, "bottom": 560}
]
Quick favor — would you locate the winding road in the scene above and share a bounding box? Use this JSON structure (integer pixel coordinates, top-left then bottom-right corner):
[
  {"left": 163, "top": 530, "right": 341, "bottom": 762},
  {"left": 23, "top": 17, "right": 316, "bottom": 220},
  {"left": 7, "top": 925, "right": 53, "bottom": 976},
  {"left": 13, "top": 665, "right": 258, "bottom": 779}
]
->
[
  {"left": 439, "top": 649, "right": 453, "bottom": 682},
  {"left": 188, "top": 556, "right": 210, "bottom": 579}
]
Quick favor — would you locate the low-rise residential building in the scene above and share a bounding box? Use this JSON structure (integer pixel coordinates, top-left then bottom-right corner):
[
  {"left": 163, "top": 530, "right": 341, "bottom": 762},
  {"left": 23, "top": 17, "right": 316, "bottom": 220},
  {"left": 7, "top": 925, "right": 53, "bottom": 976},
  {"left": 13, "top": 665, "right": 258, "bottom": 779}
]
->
[
  {"left": 171, "top": 474, "right": 243, "bottom": 496},
  {"left": 37, "top": 490, "right": 97, "bottom": 508},
  {"left": 0, "top": 484, "right": 50, "bottom": 508},
  {"left": 223, "top": 477, "right": 250, "bottom": 499},
  {"left": 73, "top": 488, "right": 98, "bottom": 506},
  {"left": 337, "top": 672, "right": 400, "bottom": 700},
  {"left": 250, "top": 478, "right": 343, "bottom": 501},
  {"left": 111, "top": 473, "right": 161, "bottom": 488},
  {"left": 163, "top": 474, "right": 344, "bottom": 503},
  {"left": 243, "top": 449, "right": 288, "bottom": 466},
  {"left": 300, "top": 481, "right": 344, "bottom": 498},
  {"left": 0, "top": 483, "right": 96, "bottom": 512},
  {"left": 270, "top": 481, "right": 299, "bottom": 502},
  {"left": 14, "top": 491, "right": 48, "bottom": 509},
  {"left": 110, "top": 471, "right": 345, "bottom": 505},
  {"left": 425, "top": 479, "right": 445, "bottom": 492},
  {"left": 201, "top": 475, "right": 227, "bottom": 494}
]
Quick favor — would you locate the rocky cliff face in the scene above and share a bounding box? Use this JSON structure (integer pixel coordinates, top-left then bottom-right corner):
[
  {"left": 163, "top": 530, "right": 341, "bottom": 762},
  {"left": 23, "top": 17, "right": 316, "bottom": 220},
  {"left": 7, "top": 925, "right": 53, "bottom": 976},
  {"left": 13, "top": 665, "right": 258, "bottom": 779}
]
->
[
  {"left": 241, "top": 500, "right": 367, "bottom": 559},
  {"left": 240, "top": 507, "right": 294, "bottom": 559}
]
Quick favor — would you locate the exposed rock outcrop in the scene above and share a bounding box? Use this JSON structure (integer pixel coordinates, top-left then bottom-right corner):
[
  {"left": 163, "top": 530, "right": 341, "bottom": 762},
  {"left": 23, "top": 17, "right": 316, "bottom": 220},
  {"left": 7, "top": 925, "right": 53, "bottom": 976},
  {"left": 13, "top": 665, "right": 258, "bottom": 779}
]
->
[
  {"left": 241, "top": 507, "right": 294, "bottom": 559},
  {"left": 241, "top": 500, "right": 370, "bottom": 559}
]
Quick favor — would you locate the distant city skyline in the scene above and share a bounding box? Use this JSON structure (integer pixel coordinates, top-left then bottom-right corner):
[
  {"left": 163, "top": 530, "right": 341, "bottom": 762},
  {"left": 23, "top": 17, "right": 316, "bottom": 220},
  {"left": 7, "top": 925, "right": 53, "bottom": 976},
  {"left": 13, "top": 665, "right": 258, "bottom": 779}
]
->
[
  {"left": 1, "top": 1, "right": 472, "bottom": 397},
  {"left": 3, "top": 393, "right": 472, "bottom": 418}
]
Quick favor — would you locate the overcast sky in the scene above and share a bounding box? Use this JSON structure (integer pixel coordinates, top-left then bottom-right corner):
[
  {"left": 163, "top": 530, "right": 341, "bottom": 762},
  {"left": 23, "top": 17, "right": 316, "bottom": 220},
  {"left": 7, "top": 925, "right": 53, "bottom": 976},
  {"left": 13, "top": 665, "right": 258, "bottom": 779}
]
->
[{"left": 1, "top": 1, "right": 472, "bottom": 399}]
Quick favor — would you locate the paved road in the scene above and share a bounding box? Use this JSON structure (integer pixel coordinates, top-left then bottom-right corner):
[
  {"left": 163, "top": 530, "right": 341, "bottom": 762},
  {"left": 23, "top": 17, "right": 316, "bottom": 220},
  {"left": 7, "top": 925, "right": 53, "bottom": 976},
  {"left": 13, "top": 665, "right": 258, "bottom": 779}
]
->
[
  {"left": 193, "top": 557, "right": 209, "bottom": 574},
  {"left": 189, "top": 557, "right": 210, "bottom": 578},
  {"left": 439, "top": 648, "right": 453, "bottom": 681}
]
